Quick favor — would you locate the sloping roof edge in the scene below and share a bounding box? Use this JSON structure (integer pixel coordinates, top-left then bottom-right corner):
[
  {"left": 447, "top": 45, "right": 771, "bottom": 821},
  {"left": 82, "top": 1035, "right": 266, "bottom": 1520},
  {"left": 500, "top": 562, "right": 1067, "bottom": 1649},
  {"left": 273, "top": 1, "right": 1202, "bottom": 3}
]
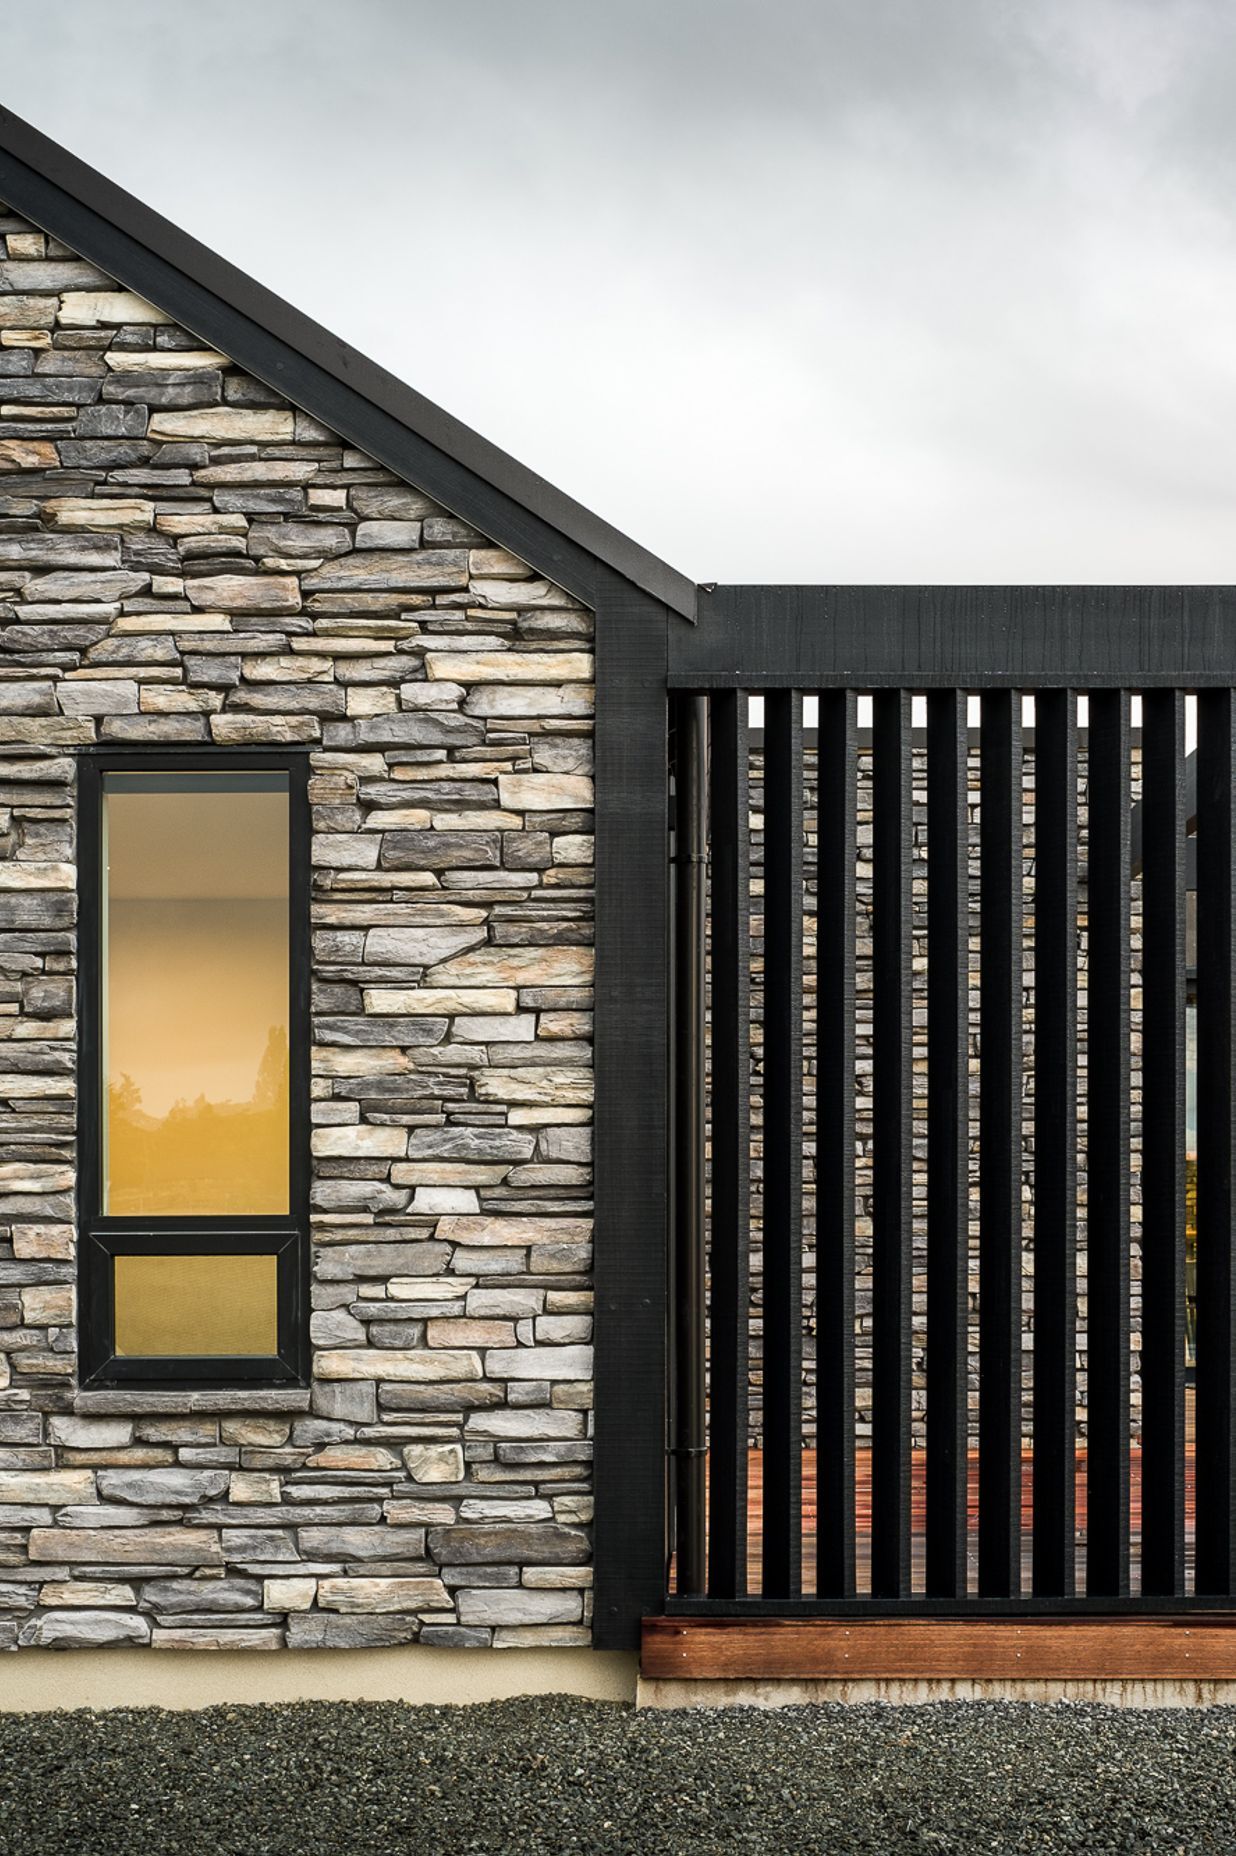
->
[{"left": 0, "top": 105, "right": 696, "bottom": 621}]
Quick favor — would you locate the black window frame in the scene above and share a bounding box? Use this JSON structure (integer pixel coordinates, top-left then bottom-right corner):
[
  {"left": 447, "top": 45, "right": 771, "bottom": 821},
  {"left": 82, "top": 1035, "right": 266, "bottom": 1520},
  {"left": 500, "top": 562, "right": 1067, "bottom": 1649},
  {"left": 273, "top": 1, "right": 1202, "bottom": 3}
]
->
[{"left": 77, "top": 747, "right": 311, "bottom": 1389}]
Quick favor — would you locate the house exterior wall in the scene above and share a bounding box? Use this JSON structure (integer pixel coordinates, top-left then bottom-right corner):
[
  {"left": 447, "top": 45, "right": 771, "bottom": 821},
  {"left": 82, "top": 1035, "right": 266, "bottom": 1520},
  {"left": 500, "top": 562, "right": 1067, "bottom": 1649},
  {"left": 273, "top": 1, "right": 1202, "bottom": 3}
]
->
[{"left": 0, "top": 205, "right": 597, "bottom": 1651}]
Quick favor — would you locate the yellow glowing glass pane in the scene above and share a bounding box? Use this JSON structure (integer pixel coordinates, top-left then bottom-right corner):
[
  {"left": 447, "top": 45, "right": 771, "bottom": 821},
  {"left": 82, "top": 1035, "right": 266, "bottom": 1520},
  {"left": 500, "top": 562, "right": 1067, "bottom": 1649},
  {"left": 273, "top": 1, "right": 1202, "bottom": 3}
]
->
[
  {"left": 114, "top": 1253, "right": 279, "bottom": 1357},
  {"left": 102, "top": 773, "right": 290, "bottom": 1216}
]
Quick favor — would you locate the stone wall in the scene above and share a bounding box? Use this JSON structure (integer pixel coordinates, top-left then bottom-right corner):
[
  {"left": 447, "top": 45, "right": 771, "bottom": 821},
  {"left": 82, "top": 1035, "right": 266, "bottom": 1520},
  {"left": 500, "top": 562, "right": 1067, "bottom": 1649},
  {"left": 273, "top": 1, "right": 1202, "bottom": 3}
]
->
[
  {"left": 741, "top": 735, "right": 1148, "bottom": 1450},
  {"left": 0, "top": 206, "right": 596, "bottom": 1650}
]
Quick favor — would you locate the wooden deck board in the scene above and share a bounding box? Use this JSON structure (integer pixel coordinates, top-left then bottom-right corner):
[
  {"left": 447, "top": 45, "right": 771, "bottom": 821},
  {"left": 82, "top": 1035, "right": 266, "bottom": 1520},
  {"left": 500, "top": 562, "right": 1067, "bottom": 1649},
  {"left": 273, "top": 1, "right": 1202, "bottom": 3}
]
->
[{"left": 675, "top": 1437, "right": 1197, "bottom": 1597}]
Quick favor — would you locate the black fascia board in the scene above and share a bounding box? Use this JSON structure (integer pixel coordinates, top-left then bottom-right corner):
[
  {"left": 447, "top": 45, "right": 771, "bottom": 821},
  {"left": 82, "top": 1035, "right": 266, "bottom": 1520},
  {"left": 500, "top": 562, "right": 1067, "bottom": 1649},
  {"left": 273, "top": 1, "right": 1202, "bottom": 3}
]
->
[{"left": 0, "top": 104, "right": 696, "bottom": 622}]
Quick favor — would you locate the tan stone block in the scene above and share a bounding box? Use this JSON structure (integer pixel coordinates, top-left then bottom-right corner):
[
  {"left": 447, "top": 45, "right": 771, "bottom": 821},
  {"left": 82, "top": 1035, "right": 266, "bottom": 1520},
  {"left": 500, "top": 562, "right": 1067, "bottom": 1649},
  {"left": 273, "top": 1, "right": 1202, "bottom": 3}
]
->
[
  {"left": 463, "top": 684, "right": 594, "bottom": 720},
  {"left": 429, "top": 810, "right": 523, "bottom": 831},
  {"left": 0, "top": 1470, "right": 94, "bottom": 1503},
  {"left": 427, "top": 946, "right": 593, "bottom": 987},
  {"left": 316, "top": 1349, "right": 482, "bottom": 1382},
  {"left": 58, "top": 291, "right": 173, "bottom": 326},
  {"left": 317, "top": 1576, "right": 450, "bottom": 1613},
  {"left": 311, "top": 1125, "right": 407, "bottom": 1158},
  {"left": 467, "top": 549, "right": 534, "bottom": 578},
  {"left": 113, "top": 613, "right": 231, "bottom": 633},
  {"left": 388, "top": 1277, "right": 475, "bottom": 1301},
  {"left": 58, "top": 1447, "right": 176, "bottom": 1468},
  {"left": 242, "top": 653, "right": 333, "bottom": 681},
  {"left": 39, "top": 1581, "right": 137, "bottom": 1607},
  {"left": 147, "top": 409, "right": 294, "bottom": 442},
  {"left": 43, "top": 498, "right": 154, "bottom": 532},
  {"left": 156, "top": 512, "right": 249, "bottom": 536},
  {"left": 474, "top": 1068, "right": 593, "bottom": 1106},
  {"left": 359, "top": 808, "right": 432, "bottom": 829},
  {"left": 104, "top": 349, "right": 227, "bottom": 372},
  {"left": 0, "top": 439, "right": 58, "bottom": 471},
  {"left": 0, "top": 295, "right": 58, "bottom": 328},
  {"left": 264, "top": 1577, "right": 316, "bottom": 1611},
  {"left": 389, "top": 1163, "right": 510, "bottom": 1186},
  {"left": 426, "top": 651, "right": 591, "bottom": 683},
  {"left": 437, "top": 1217, "right": 591, "bottom": 1247},
  {"left": 12, "top": 1224, "right": 74, "bottom": 1259},
  {"left": 28, "top": 1528, "right": 224, "bottom": 1565},
  {"left": 221, "top": 1419, "right": 290, "bottom": 1447},
  {"left": 0, "top": 329, "right": 51, "bottom": 347},
  {"left": 21, "top": 1283, "right": 73, "bottom": 1324},
  {"left": 186, "top": 575, "right": 301, "bottom": 615},
  {"left": 0, "top": 861, "right": 75, "bottom": 890},
  {"left": 498, "top": 774, "right": 593, "bottom": 811},
  {"left": 362, "top": 987, "right": 517, "bottom": 1016},
  {"left": 426, "top": 1319, "right": 516, "bottom": 1348},
  {"left": 305, "top": 1444, "right": 401, "bottom": 1472},
  {"left": 402, "top": 1443, "right": 464, "bottom": 1484},
  {"left": 228, "top": 1472, "right": 280, "bottom": 1505}
]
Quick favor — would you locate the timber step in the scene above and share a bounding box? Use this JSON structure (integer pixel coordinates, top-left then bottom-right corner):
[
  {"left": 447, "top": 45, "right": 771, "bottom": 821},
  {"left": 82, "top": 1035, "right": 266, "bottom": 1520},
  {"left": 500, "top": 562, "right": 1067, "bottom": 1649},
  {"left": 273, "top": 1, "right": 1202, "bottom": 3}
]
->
[{"left": 642, "top": 1614, "right": 1236, "bottom": 1683}]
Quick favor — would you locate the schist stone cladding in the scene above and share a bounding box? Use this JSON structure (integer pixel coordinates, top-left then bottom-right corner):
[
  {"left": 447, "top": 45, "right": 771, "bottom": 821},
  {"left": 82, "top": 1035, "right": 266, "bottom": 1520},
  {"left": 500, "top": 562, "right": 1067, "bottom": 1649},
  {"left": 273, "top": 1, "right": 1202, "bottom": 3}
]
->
[{"left": 0, "top": 208, "right": 596, "bottom": 1650}]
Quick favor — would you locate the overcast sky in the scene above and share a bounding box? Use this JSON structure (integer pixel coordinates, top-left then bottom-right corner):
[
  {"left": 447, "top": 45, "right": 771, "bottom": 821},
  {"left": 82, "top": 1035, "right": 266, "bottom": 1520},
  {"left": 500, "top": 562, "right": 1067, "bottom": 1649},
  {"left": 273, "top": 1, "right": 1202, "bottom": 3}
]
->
[{"left": 5, "top": 0, "right": 1236, "bottom": 585}]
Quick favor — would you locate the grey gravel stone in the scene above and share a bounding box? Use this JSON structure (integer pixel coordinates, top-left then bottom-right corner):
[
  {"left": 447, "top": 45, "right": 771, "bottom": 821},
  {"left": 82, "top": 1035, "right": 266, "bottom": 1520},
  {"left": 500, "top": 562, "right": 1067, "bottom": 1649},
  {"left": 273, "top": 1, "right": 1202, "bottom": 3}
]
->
[{"left": 5, "top": 1700, "right": 1234, "bottom": 1856}]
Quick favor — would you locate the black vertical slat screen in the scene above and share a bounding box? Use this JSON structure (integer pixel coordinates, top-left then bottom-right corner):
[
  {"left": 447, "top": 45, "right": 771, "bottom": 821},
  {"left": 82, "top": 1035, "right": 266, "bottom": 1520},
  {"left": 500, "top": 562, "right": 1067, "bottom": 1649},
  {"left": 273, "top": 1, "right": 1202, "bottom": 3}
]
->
[
  {"left": 1195, "top": 688, "right": 1236, "bottom": 1597},
  {"left": 707, "top": 689, "right": 750, "bottom": 1599},
  {"left": 871, "top": 690, "right": 913, "bottom": 1598},
  {"left": 1140, "top": 689, "right": 1187, "bottom": 1598},
  {"left": 978, "top": 690, "right": 1023, "bottom": 1597},
  {"left": 677, "top": 673, "right": 1221, "bottom": 1623},
  {"left": 1032, "top": 690, "right": 1078, "bottom": 1596},
  {"left": 761, "top": 688, "right": 803, "bottom": 1599},
  {"left": 815, "top": 688, "right": 857, "bottom": 1598},
  {"left": 926, "top": 689, "right": 970, "bottom": 1597},
  {"left": 1085, "top": 689, "right": 1132, "bottom": 1598}
]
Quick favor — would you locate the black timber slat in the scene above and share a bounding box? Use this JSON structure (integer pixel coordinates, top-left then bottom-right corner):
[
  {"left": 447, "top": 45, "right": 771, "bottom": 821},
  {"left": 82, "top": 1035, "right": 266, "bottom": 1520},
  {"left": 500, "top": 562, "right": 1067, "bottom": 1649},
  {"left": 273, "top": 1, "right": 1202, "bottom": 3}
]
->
[
  {"left": 761, "top": 690, "right": 804, "bottom": 1599},
  {"left": 1085, "top": 690, "right": 1132, "bottom": 1598},
  {"left": 1195, "top": 690, "right": 1236, "bottom": 1597},
  {"left": 815, "top": 688, "right": 858, "bottom": 1598},
  {"left": 926, "top": 690, "right": 970, "bottom": 1599},
  {"left": 673, "top": 587, "right": 1236, "bottom": 687},
  {"left": 707, "top": 691, "right": 751, "bottom": 1600},
  {"left": 1031, "top": 690, "right": 1078, "bottom": 1597},
  {"left": 978, "top": 691, "right": 1023, "bottom": 1598},
  {"left": 1140, "top": 690, "right": 1187, "bottom": 1598},
  {"left": 871, "top": 690, "right": 914, "bottom": 1599}
]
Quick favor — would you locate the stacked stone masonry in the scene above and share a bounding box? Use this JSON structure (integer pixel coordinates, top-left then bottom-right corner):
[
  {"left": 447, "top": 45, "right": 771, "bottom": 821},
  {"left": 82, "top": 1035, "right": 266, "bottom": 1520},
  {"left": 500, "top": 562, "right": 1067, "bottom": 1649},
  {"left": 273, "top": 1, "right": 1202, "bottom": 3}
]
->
[
  {"left": 0, "top": 209, "right": 596, "bottom": 1650},
  {"left": 740, "top": 736, "right": 1146, "bottom": 1450}
]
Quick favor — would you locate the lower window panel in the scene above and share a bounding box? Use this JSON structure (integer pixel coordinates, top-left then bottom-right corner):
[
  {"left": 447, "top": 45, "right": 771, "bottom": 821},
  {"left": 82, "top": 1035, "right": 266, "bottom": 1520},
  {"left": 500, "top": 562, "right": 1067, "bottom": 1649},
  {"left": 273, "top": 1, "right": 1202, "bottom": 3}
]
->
[
  {"left": 113, "top": 1252, "right": 280, "bottom": 1358},
  {"left": 80, "top": 1229, "right": 304, "bottom": 1386}
]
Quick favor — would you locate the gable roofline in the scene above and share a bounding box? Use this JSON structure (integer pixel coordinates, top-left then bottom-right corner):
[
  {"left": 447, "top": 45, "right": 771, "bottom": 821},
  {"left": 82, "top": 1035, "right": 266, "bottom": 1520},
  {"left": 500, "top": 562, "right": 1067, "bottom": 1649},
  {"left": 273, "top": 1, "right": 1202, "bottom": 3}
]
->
[{"left": 0, "top": 105, "right": 696, "bottom": 622}]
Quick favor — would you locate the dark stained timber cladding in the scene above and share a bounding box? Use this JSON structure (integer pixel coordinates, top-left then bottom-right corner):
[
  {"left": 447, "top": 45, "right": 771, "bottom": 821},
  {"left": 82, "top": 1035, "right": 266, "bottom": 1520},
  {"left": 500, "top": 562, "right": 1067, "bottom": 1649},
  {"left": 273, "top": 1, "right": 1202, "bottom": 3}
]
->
[
  {"left": 1085, "top": 691, "right": 1132, "bottom": 1598},
  {"left": 926, "top": 690, "right": 969, "bottom": 1599},
  {"left": 707, "top": 691, "right": 751, "bottom": 1600},
  {"left": 815, "top": 689, "right": 858, "bottom": 1599},
  {"left": 978, "top": 691, "right": 1023, "bottom": 1598},
  {"left": 1031, "top": 691, "right": 1078, "bottom": 1597},
  {"left": 1195, "top": 690, "right": 1236, "bottom": 1597},
  {"left": 674, "top": 587, "right": 1236, "bottom": 687},
  {"left": 871, "top": 690, "right": 913, "bottom": 1599},
  {"left": 761, "top": 689, "right": 803, "bottom": 1600},
  {"left": 593, "top": 585, "right": 671, "bottom": 1650},
  {"left": 1140, "top": 690, "right": 1187, "bottom": 1598}
]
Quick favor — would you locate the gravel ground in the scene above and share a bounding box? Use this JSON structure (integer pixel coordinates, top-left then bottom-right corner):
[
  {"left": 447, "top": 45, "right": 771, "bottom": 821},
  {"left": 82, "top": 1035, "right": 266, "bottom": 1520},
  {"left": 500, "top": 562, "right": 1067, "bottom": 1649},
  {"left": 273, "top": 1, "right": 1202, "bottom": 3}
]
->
[{"left": 0, "top": 1697, "right": 1234, "bottom": 1855}]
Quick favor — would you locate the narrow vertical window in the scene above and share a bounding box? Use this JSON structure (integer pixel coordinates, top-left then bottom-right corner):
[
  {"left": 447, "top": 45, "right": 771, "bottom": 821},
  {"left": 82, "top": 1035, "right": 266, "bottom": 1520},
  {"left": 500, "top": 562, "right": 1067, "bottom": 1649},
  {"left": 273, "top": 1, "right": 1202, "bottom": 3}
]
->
[{"left": 80, "top": 756, "right": 308, "bottom": 1385}]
